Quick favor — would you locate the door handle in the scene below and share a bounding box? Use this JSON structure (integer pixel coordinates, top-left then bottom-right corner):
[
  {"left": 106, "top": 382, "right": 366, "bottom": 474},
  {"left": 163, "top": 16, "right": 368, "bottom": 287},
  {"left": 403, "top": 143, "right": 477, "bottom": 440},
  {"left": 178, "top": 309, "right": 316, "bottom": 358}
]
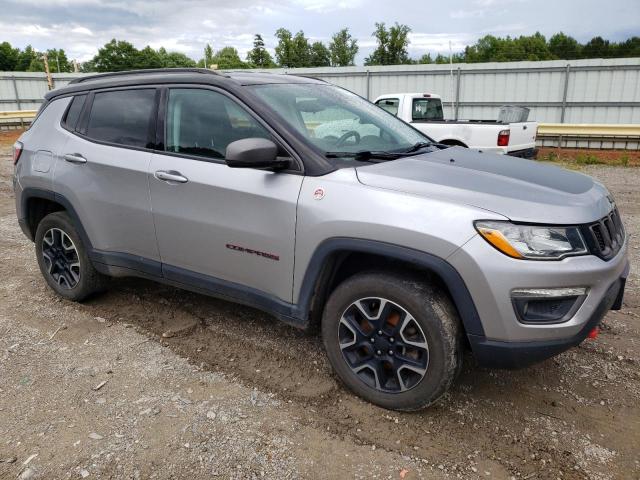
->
[
  {"left": 154, "top": 170, "right": 188, "bottom": 184},
  {"left": 63, "top": 153, "right": 87, "bottom": 164}
]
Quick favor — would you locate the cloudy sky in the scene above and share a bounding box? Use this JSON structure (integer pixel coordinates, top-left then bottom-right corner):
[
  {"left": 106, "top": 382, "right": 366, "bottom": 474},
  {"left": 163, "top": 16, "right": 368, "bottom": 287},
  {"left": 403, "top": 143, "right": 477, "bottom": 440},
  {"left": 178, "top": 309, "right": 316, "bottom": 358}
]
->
[{"left": 2, "top": 0, "right": 639, "bottom": 64}]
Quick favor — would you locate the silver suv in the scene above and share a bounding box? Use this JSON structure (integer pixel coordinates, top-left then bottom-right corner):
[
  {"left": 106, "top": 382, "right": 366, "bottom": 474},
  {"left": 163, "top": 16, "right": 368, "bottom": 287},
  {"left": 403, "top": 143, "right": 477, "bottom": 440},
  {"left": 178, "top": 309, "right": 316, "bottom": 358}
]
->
[{"left": 13, "top": 69, "right": 629, "bottom": 410}]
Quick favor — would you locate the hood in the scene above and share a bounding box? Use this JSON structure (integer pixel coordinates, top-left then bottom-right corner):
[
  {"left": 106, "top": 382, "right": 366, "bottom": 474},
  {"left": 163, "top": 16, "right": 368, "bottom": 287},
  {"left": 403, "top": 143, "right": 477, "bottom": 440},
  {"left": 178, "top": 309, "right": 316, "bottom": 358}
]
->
[{"left": 355, "top": 147, "right": 612, "bottom": 224}]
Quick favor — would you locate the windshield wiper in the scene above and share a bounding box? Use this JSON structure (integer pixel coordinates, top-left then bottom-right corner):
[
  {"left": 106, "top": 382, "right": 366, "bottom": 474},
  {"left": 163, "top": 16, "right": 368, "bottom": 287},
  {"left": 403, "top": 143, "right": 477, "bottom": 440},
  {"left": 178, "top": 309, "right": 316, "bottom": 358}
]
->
[
  {"left": 325, "top": 150, "right": 403, "bottom": 161},
  {"left": 400, "top": 141, "right": 435, "bottom": 154}
]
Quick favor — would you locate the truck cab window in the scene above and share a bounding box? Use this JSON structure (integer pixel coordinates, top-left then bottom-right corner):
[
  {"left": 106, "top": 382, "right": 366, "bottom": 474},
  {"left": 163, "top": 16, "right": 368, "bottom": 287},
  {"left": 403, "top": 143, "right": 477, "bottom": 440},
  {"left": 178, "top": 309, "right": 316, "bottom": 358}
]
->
[{"left": 412, "top": 98, "right": 444, "bottom": 121}]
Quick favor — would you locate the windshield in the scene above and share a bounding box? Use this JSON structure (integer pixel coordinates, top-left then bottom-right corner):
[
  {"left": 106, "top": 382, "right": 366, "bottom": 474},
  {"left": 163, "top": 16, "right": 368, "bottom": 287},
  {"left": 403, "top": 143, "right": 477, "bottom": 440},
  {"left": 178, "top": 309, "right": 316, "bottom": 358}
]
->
[{"left": 250, "top": 84, "right": 430, "bottom": 157}]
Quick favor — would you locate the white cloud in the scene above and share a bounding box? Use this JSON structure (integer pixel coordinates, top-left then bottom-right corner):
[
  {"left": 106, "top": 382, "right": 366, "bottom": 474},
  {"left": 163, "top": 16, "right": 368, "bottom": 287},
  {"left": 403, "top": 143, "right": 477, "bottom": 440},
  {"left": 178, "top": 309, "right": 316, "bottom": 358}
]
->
[
  {"left": 1, "top": 0, "right": 638, "bottom": 66},
  {"left": 450, "top": 9, "right": 485, "bottom": 19},
  {"left": 292, "top": 0, "right": 364, "bottom": 12},
  {"left": 71, "top": 26, "right": 93, "bottom": 36}
]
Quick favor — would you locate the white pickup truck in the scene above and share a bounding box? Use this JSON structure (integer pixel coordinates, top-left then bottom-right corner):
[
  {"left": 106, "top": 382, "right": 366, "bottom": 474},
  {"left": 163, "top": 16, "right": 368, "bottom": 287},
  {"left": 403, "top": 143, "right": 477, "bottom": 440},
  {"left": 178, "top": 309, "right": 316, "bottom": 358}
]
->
[{"left": 374, "top": 93, "right": 538, "bottom": 157}]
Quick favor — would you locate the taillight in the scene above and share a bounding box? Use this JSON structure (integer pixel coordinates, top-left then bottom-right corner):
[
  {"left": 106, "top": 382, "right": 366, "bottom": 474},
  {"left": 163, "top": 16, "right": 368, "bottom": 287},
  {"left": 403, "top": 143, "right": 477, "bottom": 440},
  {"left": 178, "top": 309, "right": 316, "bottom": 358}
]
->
[
  {"left": 13, "top": 141, "right": 23, "bottom": 165},
  {"left": 497, "top": 129, "right": 510, "bottom": 147}
]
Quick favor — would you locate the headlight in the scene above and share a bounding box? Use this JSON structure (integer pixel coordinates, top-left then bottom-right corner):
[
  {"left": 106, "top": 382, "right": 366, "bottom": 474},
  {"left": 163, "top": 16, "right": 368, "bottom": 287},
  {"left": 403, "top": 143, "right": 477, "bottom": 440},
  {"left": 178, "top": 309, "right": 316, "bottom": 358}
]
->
[{"left": 474, "top": 221, "right": 588, "bottom": 260}]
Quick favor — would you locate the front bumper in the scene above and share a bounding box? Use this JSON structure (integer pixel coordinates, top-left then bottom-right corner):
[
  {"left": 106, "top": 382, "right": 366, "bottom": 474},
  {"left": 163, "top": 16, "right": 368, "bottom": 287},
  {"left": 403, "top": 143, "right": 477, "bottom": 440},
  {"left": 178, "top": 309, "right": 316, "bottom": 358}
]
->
[
  {"left": 448, "top": 229, "right": 629, "bottom": 368},
  {"left": 467, "top": 274, "right": 626, "bottom": 368}
]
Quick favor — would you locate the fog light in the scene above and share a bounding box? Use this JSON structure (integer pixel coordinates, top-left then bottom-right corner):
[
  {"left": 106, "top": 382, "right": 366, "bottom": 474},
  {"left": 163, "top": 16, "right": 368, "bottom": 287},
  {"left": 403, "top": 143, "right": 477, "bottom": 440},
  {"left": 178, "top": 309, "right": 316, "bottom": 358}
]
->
[{"left": 511, "top": 287, "right": 588, "bottom": 324}]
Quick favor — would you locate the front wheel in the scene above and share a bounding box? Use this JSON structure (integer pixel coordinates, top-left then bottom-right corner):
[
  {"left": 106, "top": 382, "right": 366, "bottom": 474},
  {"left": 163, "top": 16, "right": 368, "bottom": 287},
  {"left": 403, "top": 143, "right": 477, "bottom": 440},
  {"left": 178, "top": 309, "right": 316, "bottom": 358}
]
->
[
  {"left": 322, "top": 271, "right": 462, "bottom": 411},
  {"left": 34, "top": 211, "right": 107, "bottom": 301}
]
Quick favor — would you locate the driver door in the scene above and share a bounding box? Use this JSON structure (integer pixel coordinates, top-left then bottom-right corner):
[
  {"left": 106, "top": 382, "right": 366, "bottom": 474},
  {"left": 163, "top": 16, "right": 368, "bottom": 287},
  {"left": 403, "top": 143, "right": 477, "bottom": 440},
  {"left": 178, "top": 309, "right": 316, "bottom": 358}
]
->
[{"left": 148, "top": 87, "right": 303, "bottom": 302}]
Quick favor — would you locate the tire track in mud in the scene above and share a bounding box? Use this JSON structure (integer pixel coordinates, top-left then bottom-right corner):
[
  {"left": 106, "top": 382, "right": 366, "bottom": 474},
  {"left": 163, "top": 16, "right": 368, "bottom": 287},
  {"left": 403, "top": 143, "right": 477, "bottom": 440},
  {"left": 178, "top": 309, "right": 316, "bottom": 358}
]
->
[{"left": 92, "top": 281, "right": 611, "bottom": 480}]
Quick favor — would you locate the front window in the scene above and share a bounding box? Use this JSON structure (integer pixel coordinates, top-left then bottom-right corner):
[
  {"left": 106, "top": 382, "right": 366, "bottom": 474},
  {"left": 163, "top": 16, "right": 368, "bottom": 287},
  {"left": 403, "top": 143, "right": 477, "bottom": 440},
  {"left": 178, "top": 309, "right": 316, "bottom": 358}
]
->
[
  {"left": 250, "top": 84, "right": 429, "bottom": 157},
  {"left": 166, "top": 88, "right": 274, "bottom": 160}
]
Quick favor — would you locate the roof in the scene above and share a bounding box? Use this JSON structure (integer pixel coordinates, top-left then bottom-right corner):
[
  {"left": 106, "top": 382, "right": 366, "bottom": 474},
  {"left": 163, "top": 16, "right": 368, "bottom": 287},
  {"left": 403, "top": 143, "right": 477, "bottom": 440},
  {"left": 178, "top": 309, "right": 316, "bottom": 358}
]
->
[
  {"left": 375, "top": 92, "right": 442, "bottom": 100},
  {"left": 45, "top": 68, "right": 326, "bottom": 100}
]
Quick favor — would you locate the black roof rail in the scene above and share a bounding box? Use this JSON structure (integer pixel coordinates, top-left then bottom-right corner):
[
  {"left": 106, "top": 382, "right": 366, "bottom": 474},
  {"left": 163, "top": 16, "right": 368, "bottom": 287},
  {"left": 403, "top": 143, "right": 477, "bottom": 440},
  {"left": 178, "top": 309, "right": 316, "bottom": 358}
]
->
[{"left": 69, "top": 68, "right": 225, "bottom": 84}]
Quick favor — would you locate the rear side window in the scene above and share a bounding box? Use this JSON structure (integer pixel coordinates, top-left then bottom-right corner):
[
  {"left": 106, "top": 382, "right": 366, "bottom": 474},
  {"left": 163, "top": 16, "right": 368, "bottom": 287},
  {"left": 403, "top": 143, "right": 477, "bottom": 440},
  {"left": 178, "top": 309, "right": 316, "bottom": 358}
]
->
[
  {"left": 376, "top": 98, "right": 399, "bottom": 116},
  {"left": 62, "top": 94, "right": 87, "bottom": 131},
  {"left": 412, "top": 98, "right": 444, "bottom": 121},
  {"left": 86, "top": 89, "right": 156, "bottom": 148}
]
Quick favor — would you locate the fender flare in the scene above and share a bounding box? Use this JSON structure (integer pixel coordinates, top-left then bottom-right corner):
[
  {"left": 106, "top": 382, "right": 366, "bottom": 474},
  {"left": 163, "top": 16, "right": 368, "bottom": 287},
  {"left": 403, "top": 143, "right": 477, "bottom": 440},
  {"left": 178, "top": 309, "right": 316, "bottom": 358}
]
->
[
  {"left": 21, "top": 187, "right": 94, "bottom": 248},
  {"left": 21, "top": 187, "right": 162, "bottom": 277},
  {"left": 294, "top": 238, "right": 485, "bottom": 336}
]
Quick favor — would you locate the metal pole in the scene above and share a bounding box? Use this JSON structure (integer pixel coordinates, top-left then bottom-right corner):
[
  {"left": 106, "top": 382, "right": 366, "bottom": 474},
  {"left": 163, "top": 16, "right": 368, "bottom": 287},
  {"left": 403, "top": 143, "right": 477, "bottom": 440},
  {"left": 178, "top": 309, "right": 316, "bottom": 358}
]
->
[
  {"left": 449, "top": 41, "right": 454, "bottom": 118},
  {"left": 11, "top": 76, "right": 23, "bottom": 128},
  {"left": 43, "top": 53, "right": 53, "bottom": 90},
  {"left": 366, "top": 69, "right": 371, "bottom": 100},
  {"left": 560, "top": 64, "right": 570, "bottom": 124},
  {"left": 455, "top": 67, "right": 461, "bottom": 120}
]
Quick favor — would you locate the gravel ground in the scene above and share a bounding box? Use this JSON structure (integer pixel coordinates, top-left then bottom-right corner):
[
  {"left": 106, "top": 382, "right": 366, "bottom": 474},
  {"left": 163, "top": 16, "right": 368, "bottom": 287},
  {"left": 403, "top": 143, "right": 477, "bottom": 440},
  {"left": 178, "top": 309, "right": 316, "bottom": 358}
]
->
[{"left": 0, "top": 136, "right": 638, "bottom": 479}]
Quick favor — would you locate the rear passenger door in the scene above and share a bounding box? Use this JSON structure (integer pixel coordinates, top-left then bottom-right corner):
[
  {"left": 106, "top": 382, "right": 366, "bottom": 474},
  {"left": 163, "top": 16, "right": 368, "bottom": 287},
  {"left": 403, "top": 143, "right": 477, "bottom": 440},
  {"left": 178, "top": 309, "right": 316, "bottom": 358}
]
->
[
  {"left": 148, "top": 87, "right": 303, "bottom": 303},
  {"left": 54, "top": 88, "right": 161, "bottom": 270}
]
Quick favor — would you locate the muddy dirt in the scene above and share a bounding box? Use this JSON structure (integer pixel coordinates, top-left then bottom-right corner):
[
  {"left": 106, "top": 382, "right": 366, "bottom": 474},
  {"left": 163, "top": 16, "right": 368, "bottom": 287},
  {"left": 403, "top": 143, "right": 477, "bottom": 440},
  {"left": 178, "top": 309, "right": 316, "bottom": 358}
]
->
[{"left": 0, "top": 135, "right": 638, "bottom": 479}]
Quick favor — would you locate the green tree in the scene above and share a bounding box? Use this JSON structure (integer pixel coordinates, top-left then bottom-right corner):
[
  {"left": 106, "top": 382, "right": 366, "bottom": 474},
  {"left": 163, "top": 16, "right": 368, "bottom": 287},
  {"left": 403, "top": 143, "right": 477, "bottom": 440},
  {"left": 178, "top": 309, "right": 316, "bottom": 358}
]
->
[
  {"left": 157, "top": 47, "right": 196, "bottom": 68},
  {"left": 365, "top": 22, "right": 412, "bottom": 65},
  {"left": 548, "top": 32, "right": 581, "bottom": 59},
  {"left": 329, "top": 28, "right": 358, "bottom": 66},
  {"left": 309, "top": 41, "right": 330, "bottom": 67},
  {"left": 45, "top": 48, "right": 72, "bottom": 72},
  {"left": 515, "top": 32, "right": 552, "bottom": 61},
  {"left": 80, "top": 60, "right": 96, "bottom": 72},
  {"left": 246, "top": 34, "right": 274, "bottom": 68},
  {"left": 136, "top": 46, "right": 163, "bottom": 69},
  {"left": 92, "top": 39, "right": 140, "bottom": 72},
  {"left": 418, "top": 53, "right": 433, "bottom": 64},
  {"left": 274, "top": 28, "right": 313, "bottom": 67},
  {"left": 615, "top": 36, "right": 640, "bottom": 57},
  {"left": 203, "top": 43, "right": 214, "bottom": 68},
  {"left": 582, "top": 36, "right": 612, "bottom": 58},
  {"left": 15, "top": 45, "right": 38, "bottom": 71},
  {"left": 0, "top": 41, "right": 19, "bottom": 71},
  {"left": 292, "top": 31, "right": 311, "bottom": 67},
  {"left": 213, "top": 47, "right": 248, "bottom": 69},
  {"left": 274, "top": 28, "right": 295, "bottom": 67}
]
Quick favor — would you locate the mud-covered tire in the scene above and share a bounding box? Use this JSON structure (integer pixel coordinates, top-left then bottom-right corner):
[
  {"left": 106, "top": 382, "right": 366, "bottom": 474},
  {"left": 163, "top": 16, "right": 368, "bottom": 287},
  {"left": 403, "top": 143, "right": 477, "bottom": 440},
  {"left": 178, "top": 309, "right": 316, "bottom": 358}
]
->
[
  {"left": 34, "top": 211, "right": 107, "bottom": 301},
  {"left": 322, "top": 271, "right": 462, "bottom": 411}
]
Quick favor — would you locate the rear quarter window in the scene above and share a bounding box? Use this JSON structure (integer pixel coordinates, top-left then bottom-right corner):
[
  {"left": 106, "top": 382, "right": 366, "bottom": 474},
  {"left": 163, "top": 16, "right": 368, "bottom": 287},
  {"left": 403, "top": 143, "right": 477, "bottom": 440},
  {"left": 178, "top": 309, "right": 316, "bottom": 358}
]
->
[
  {"left": 85, "top": 89, "right": 156, "bottom": 148},
  {"left": 62, "top": 94, "right": 87, "bottom": 131},
  {"left": 376, "top": 98, "right": 399, "bottom": 116}
]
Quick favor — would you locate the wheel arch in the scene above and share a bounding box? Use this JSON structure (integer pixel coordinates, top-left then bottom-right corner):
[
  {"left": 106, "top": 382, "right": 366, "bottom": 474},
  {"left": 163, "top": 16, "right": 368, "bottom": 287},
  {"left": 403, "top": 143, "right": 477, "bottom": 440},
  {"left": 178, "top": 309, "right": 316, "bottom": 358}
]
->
[
  {"left": 21, "top": 188, "right": 93, "bottom": 249},
  {"left": 439, "top": 139, "right": 468, "bottom": 148},
  {"left": 296, "top": 238, "right": 484, "bottom": 337}
]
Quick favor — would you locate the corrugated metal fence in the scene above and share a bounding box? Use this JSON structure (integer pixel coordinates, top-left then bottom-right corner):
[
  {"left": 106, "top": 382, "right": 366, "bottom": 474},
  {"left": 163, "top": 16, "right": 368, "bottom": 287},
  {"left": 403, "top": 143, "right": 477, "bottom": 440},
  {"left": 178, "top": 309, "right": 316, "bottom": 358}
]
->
[
  {"left": 258, "top": 58, "right": 640, "bottom": 124},
  {"left": 1, "top": 57, "right": 639, "bottom": 125}
]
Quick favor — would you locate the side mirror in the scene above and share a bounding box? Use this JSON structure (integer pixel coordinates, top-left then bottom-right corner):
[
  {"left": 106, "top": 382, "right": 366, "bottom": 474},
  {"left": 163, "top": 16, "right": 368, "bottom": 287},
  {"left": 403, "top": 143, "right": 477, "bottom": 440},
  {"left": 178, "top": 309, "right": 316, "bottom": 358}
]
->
[{"left": 225, "top": 138, "right": 289, "bottom": 170}]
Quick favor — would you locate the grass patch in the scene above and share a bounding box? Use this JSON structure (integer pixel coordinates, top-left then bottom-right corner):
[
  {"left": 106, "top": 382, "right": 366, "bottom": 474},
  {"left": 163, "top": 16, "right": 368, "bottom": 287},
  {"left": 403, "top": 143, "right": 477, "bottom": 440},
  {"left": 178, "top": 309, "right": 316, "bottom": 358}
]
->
[
  {"left": 536, "top": 148, "right": 640, "bottom": 167},
  {"left": 574, "top": 153, "right": 604, "bottom": 165}
]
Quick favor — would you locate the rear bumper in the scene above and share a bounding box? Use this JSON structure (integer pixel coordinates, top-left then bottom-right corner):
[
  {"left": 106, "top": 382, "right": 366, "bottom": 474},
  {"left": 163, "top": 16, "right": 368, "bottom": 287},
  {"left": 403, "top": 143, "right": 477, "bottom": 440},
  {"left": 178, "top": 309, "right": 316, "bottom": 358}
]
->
[
  {"left": 468, "top": 274, "right": 627, "bottom": 369},
  {"left": 507, "top": 147, "right": 538, "bottom": 159}
]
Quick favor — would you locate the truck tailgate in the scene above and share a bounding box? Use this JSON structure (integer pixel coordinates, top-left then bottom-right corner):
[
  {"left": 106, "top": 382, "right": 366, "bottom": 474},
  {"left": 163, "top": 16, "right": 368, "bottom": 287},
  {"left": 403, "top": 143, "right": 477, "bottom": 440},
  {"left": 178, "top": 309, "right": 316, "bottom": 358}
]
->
[{"left": 508, "top": 122, "right": 537, "bottom": 152}]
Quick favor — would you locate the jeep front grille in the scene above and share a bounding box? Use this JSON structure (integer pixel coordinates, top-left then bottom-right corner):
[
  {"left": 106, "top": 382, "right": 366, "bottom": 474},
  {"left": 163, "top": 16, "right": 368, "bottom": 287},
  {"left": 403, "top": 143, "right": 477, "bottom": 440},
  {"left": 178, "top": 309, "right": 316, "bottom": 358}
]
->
[{"left": 583, "top": 208, "right": 625, "bottom": 260}]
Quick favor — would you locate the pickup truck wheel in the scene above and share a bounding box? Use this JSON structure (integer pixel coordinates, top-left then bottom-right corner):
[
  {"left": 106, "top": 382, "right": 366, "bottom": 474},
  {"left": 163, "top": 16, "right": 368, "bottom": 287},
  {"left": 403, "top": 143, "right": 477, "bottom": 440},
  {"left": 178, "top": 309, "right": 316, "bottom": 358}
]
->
[
  {"left": 322, "top": 271, "right": 462, "bottom": 411},
  {"left": 34, "top": 211, "right": 107, "bottom": 302}
]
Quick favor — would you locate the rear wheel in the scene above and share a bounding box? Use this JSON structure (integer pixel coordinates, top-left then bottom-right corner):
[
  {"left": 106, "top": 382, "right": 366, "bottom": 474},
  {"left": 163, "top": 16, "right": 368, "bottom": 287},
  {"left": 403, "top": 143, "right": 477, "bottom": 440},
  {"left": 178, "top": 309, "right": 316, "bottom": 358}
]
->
[
  {"left": 35, "top": 211, "right": 107, "bottom": 301},
  {"left": 322, "top": 271, "right": 462, "bottom": 411}
]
